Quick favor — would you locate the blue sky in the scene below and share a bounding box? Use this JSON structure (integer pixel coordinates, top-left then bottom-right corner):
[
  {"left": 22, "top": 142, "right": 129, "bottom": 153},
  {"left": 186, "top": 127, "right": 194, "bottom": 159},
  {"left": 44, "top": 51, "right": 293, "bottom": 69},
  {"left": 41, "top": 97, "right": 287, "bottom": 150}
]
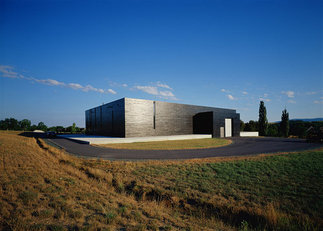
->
[{"left": 0, "top": 0, "right": 322, "bottom": 127}]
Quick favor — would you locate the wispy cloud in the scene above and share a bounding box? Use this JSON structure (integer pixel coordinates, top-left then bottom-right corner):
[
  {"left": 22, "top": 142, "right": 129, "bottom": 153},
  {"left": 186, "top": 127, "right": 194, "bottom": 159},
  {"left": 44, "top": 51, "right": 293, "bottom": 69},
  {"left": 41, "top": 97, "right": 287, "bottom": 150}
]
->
[
  {"left": 313, "top": 97, "right": 323, "bottom": 104},
  {"left": 221, "top": 88, "right": 230, "bottom": 93},
  {"left": 288, "top": 99, "right": 296, "bottom": 104},
  {"left": 157, "top": 81, "right": 173, "bottom": 90},
  {"left": 306, "top": 91, "right": 317, "bottom": 95},
  {"left": 134, "top": 82, "right": 177, "bottom": 100},
  {"left": 227, "top": 94, "right": 236, "bottom": 100},
  {"left": 259, "top": 97, "right": 271, "bottom": 102},
  {"left": 314, "top": 100, "right": 323, "bottom": 104},
  {"left": 159, "top": 90, "right": 174, "bottom": 97},
  {"left": 242, "top": 91, "right": 248, "bottom": 95},
  {"left": 134, "top": 86, "right": 159, "bottom": 95},
  {"left": 0, "top": 65, "right": 19, "bottom": 78},
  {"left": 0, "top": 65, "right": 116, "bottom": 94},
  {"left": 282, "top": 90, "right": 295, "bottom": 98}
]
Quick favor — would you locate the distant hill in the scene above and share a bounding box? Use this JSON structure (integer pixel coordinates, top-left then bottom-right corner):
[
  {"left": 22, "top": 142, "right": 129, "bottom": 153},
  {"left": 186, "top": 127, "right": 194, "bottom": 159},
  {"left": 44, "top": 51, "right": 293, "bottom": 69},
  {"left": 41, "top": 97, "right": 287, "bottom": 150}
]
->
[
  {"left": 272, "top": 118, "right": 323, "bottom": 123},
  {"left": 290, "top": 118, "right": 323, "bottom": 122}
]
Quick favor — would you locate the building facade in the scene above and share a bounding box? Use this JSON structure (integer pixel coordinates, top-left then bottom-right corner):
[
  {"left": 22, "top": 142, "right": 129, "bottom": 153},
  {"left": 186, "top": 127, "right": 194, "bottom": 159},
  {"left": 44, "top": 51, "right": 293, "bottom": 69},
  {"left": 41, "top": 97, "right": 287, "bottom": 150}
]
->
[{"left": 85, "top": 98, "right": 240, "bottom": 138}]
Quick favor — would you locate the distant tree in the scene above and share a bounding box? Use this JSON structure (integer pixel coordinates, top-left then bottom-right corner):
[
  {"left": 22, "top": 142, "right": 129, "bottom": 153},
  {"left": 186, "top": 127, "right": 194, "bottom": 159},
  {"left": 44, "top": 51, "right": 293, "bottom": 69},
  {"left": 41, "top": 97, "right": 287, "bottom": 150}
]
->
[
  {"left": 55, "top": 126, "right": 64, "bottom": 133},
  {"left": 280, "top": 109, "right": 289, "bottom": 137},
  {"left": 267, "top": 123, "right": 279, "bottom": 137},
  {"left": 71, "top": 123, "right": 76, "bottom": 134},
  {"left": 289, "top": 121, "right": 306, "bottom": 138},
  {"left": 0, "top": 119, "right": 9, "bottom": 130},
  {"left": 240, "top": 120, "right": 245, "bottom": 131},
  {"left": 30, "top": 124, "right": 38, "bottom": 131},
  {"left": 0, "top": 118, "right": 20, "bottom": 130},
  {"left": 258, "top": 101, "right": 268, "bottom": 136},
  {"left": 48, "top": 126, "right": 57, "bottom": 132},
  {"left": 244, "top": 120, "right": 259, "bottom": 131},
  {"left": 37, "top": 122, "right": 47, "bottom": 131},
  {"left": 19, "top": 119, "right": 31, "bottom": 131}
]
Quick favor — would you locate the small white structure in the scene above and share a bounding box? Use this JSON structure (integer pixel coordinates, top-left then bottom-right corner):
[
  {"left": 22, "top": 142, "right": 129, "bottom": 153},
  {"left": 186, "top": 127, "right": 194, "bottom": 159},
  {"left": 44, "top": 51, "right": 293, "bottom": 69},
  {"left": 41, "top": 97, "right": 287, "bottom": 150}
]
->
[
  {"left": 59, "top": 134, "right": 212, "bottom": 145},
  {"left": 240, "top": 131, "right": 259, "bottom": 137},
  {"left": 225, "top": 118, "right": 232, "bottom": 137}
]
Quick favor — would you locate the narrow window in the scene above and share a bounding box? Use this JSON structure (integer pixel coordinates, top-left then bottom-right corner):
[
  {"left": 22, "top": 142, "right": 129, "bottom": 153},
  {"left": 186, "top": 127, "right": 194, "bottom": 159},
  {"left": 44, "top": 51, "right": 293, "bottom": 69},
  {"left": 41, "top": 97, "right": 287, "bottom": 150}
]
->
[{"left": 153, "top": 101, "right": 156, "bottom": 129}]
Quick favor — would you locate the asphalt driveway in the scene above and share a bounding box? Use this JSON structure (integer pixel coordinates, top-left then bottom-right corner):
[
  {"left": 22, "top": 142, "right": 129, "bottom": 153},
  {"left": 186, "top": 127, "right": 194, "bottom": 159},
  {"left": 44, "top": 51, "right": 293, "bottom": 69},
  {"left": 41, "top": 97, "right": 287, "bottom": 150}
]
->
[{"left": 45, "top": 137, "right": 322, "bottom": 160}]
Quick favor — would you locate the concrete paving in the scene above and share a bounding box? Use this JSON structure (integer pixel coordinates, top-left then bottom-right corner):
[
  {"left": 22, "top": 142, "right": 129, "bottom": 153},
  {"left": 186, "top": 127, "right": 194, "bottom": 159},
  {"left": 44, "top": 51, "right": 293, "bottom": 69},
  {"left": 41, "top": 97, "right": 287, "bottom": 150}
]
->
[
  {"left": 46, "top": 136, "right": 322, "bottom": 160},
  {"left": 58, "top": 134, "right": 212, "bottom": 144}
]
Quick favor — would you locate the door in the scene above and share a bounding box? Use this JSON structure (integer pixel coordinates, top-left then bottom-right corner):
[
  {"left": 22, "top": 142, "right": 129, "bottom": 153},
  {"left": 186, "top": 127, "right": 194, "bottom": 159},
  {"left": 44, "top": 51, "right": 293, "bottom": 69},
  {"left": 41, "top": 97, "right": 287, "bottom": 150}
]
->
[
  {"left": 225, "top": 118, "right": 232, "bottom": 137},
  {"left": 193, "top": 112, "right": 213, "bottom": 135}
]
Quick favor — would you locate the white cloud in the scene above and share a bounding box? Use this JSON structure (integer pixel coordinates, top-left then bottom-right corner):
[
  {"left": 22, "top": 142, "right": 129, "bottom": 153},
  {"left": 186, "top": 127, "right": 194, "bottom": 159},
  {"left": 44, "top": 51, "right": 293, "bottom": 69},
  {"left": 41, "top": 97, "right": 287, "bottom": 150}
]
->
[
  {"left": 107, "top": 89, "right": 116, "bottom": 94},
  {"left": 134, "top": 83, "right": 177, "bottom": 100},
  {"left": 306, "top": 91, "right": 317, "bottom": 95},
  {"left": 0, "top": 65, "right": 19, "bottom": 78},
  {"left": 122, "top": 84, "right": 128, "bottom": 87},
  {"left": 34, "top": 78, "right": 65, "bottom": 86},
  {"left": 282, "top": 91, "right": 295, "bottom": 98},
  {"left": 259, "top": 97, "right": 271, "bottom": 102},
  {"left": 68, "top": 83, "right": 83, "bottom": 89},
  {"left": 157, "top": 81, "right": 173, "bottom": 90},
  {"left": 227, "top": 94, "right": 235, "bottom": 100},
  {"left": 221, "top": 89, "right": 230, "bottom": 93},
  {"left": 288, "top": 99, "right": 296, "bottom": 104},
  {"left": 264, "top": 93, "right": 269, "bottom": 98},
  {"left": 0, "top": 65, "right": 116, "bottom": 94},
  {"left": 242, "top": 91, "right": 248, "bottom": 95},
  {"left": 314, "top": 100, "right": 323, "bottom": 104},
  {"left": 159, "top": 90, "right": 174, "bottom": 97},
  {"left": 134, "top": 86, "right": 159, "bottom": 95}
]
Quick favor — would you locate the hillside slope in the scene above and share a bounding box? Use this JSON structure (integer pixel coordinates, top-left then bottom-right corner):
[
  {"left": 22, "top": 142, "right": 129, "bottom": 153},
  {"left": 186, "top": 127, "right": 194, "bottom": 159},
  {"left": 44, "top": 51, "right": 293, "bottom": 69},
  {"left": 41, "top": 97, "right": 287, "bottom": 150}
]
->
[{"left": 1, "top": 131, "right": 322, "bottom": 230}]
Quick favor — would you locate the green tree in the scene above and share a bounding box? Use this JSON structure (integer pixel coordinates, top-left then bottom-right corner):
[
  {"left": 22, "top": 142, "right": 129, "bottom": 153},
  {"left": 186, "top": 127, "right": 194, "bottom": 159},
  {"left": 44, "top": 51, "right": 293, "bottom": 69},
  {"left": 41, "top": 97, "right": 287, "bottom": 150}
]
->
[
  {"left": 240, "top": 120, "right": 245, "bottom": 131},
  {"left": 244, "top": 120, "right": 259, "bottom": 131},
  {"left": 258, "top": 101, "right": 268, "bottom": 136},
  {"left": 0, "top": 118, "right": 20, "bottom": 130},
  {"left": 267, "top": 123, "right": 279, "bottom": 137},
  {"left": 71, "top": 123, "right": 76, "bottom": 134},
  {"left": 30, "top": 124, "right": 38, "bottom": 131},
  {"left": 19, "top": 119, "right": 31, "bottom": 131},
  {"left": 280, "top": 108, "right": 289, "bottom": 137},
  {"left": 37, "top": 122, "right": 47, "bottom": 131}
]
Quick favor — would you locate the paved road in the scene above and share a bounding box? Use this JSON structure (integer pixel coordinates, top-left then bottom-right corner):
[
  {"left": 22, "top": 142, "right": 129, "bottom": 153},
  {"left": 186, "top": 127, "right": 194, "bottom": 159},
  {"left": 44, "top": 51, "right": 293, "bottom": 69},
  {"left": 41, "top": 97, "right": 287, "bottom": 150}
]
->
[{"left": 45, "top": 137, "right": 322, "bottom": 160}]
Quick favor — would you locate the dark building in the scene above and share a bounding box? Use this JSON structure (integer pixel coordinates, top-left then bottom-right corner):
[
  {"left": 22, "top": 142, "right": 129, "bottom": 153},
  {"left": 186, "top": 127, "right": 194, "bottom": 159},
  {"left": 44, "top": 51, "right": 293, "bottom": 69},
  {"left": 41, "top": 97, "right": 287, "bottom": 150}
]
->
[{"left": 85, "top": 98, "right": 240, "bottom": 138}]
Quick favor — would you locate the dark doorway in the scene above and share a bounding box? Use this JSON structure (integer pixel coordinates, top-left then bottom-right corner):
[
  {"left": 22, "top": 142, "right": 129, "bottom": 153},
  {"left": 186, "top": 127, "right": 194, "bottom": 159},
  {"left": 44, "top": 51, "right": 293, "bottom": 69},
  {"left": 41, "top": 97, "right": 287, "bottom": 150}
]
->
[{"left": 193, "top": 112, "right": 213, "bottom": 135}]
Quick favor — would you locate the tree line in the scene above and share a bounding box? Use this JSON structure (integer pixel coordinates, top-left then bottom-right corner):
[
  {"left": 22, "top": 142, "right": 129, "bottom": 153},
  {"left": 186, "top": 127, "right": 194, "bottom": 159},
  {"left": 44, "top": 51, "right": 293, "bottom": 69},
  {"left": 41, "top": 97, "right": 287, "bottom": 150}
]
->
[
  {"left": 240, "top": 101, "right": 323, "bottom": 138},
  {"left": 0, "top": 118, "right": 84, "bottom": 134}
]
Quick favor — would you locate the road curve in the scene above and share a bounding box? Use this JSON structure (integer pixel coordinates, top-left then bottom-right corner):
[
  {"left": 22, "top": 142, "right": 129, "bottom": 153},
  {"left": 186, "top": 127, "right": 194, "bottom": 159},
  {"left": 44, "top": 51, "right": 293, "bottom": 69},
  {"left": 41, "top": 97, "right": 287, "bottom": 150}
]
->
[{"left": 46, "top": 137, "right": 322, "bottom": 160}]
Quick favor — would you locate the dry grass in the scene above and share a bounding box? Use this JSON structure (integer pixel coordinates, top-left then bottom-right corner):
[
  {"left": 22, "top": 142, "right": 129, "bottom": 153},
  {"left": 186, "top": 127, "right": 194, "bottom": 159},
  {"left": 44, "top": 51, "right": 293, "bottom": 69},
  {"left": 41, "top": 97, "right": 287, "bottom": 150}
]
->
[
  {"left": 95, "top": 138, "right": 231, "bottom": 150},
  {"left": 0, "top": 130, "right": 322, "bottom": 231},
  {"left": 0, "top": 131, "right": 234, "bottom": 230}
]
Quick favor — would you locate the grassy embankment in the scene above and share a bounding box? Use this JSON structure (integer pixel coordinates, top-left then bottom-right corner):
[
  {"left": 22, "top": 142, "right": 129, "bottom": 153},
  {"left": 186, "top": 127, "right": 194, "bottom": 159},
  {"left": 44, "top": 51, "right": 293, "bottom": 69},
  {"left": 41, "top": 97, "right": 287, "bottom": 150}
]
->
[
  {"left": 95, "top": 138, "right": 231, "bottom": 150},
  {"left": 0, "top": 131, "right": 322, "bottom": 230}
]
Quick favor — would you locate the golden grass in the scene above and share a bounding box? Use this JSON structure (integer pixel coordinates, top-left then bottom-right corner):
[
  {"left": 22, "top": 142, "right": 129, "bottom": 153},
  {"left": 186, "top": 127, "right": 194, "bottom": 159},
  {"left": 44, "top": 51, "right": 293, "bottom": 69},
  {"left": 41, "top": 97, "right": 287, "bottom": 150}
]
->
[
  {"left": 0, "top": 131, "right": 236, "bottom": 230},
  {"left": 0, "top": 130, "right": 321, "bottom": 231},
  {"left": 95, "top": 138, "right": 232, "bottom": 150}
]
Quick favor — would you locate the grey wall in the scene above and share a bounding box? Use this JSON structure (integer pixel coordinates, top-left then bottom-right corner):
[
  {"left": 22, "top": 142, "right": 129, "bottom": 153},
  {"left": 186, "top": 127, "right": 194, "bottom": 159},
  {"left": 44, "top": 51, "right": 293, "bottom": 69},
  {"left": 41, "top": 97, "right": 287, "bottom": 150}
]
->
[
  {"left": 86, "top": 97, "right": 240, "bottom": 138},
  {"left": 85, "top": 98, "right": 125, "bottom": 137},
  {"left": 124, "top": 98, "right": 240, "bottom": 138}
]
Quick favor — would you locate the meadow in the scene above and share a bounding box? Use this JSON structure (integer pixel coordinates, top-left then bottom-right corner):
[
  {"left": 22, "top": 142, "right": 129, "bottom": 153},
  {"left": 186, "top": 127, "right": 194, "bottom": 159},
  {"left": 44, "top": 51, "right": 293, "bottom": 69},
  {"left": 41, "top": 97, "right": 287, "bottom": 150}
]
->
[{"left": 0, "top": 131, "right": 322, "bottom": 230}]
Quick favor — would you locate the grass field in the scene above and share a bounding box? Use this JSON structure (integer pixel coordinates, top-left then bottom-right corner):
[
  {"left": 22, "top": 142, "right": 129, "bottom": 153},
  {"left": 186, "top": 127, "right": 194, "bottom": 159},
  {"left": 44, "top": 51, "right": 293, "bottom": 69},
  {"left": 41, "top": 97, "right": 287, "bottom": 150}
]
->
[
  {"left": 0, "top": 131, "right": 322, "bottom": 230},
  {"left": 95, "top": 138, "right": 231, "bottom": 150}
]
